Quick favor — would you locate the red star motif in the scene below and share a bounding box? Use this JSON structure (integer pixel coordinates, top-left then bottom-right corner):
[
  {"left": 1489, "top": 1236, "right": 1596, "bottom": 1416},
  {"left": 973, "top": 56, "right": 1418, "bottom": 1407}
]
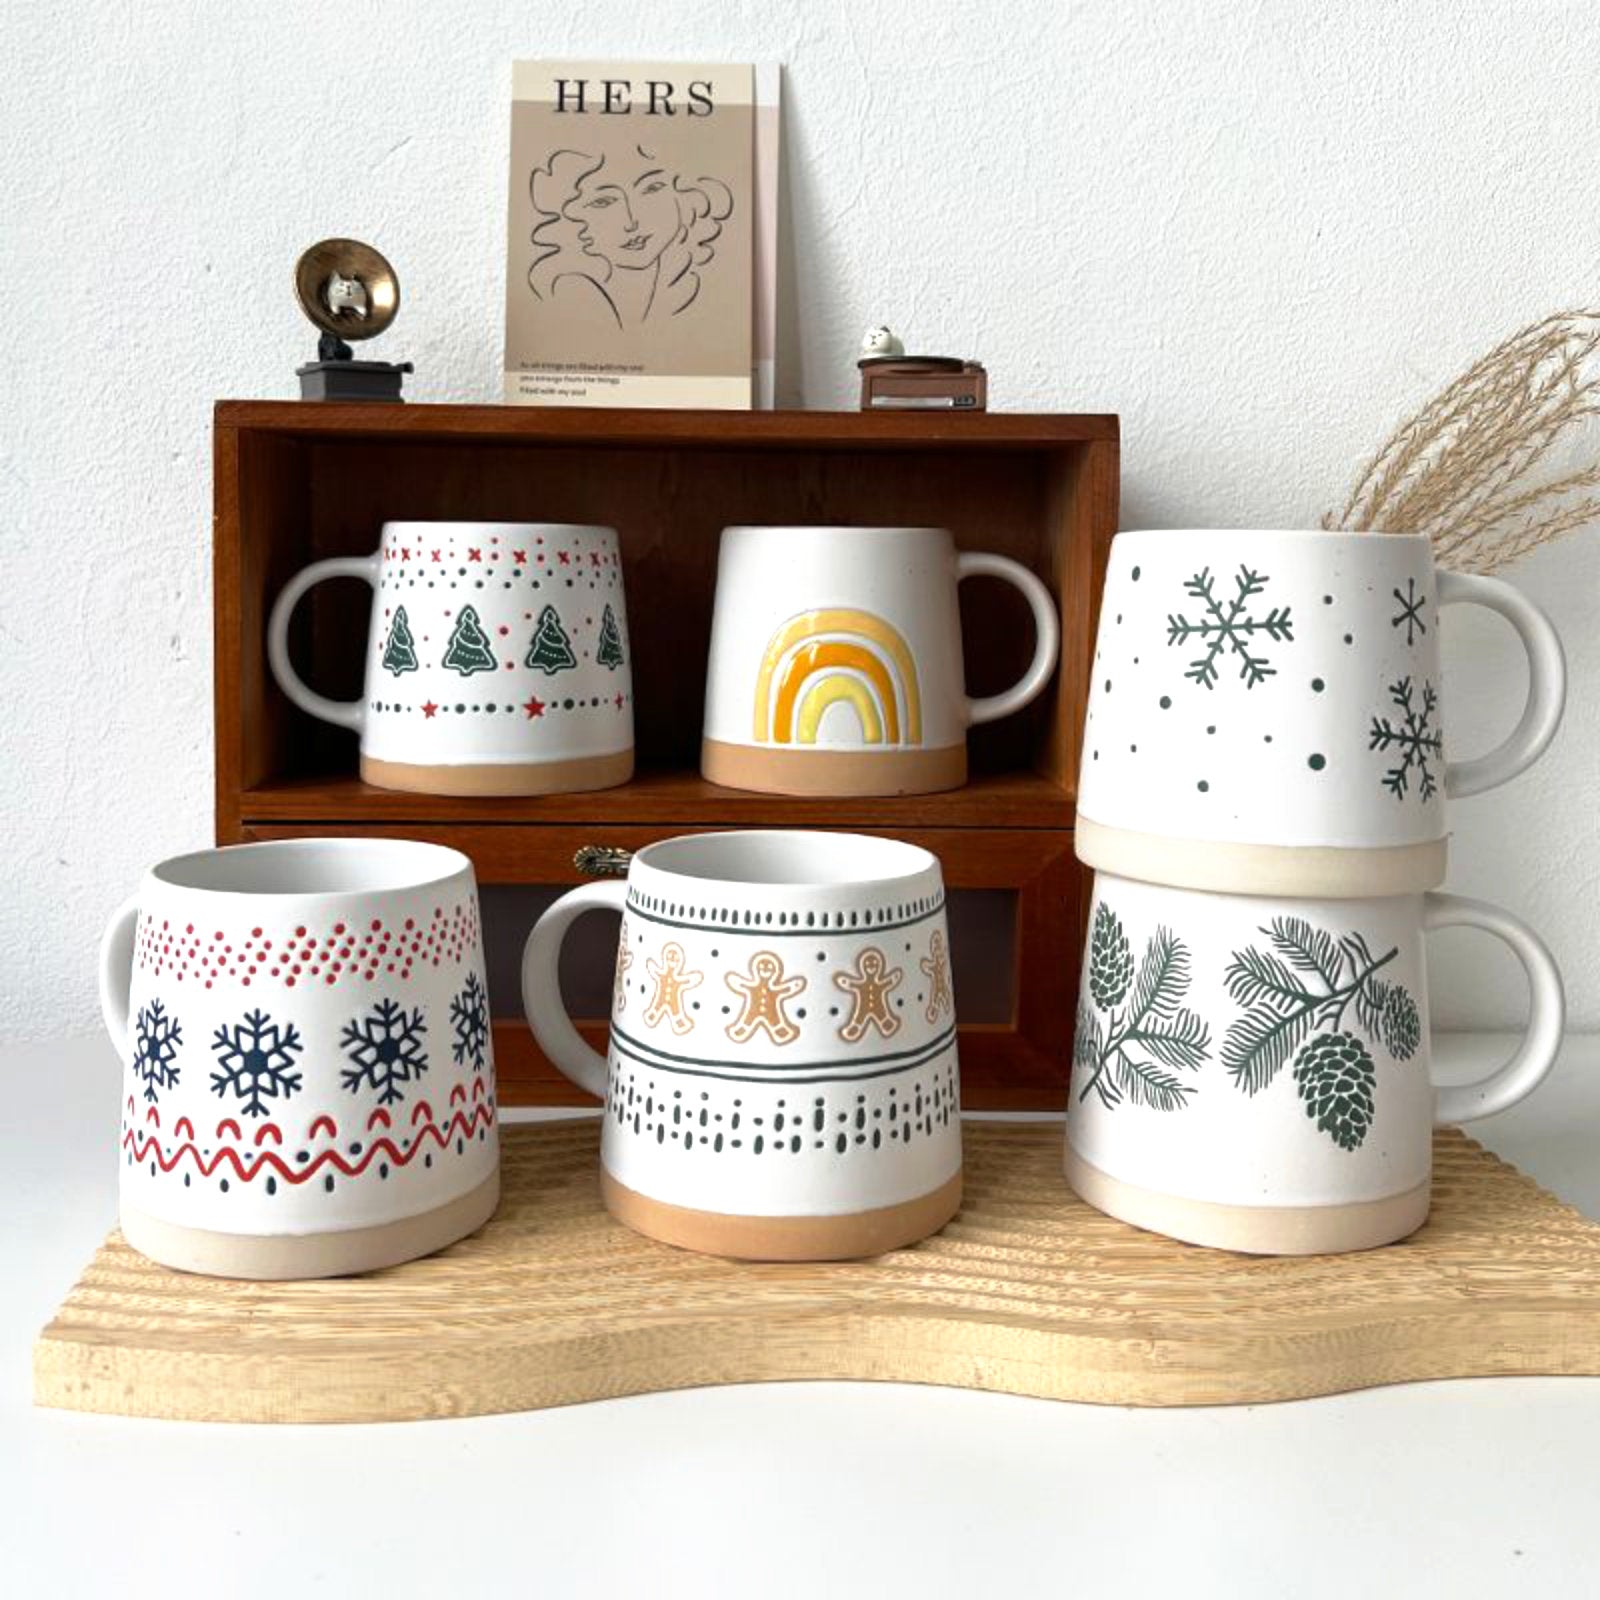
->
[
  {"left": 512, "top": 549, "right": 527, "bottom": 565},
  {"left": 430, "top": 549, "right": 442, "bottom": 562},
  {"left": 557, "top": 550, "right": 571, "bottom": 566},
  {"left": 421, "top": 701, "right": 439, "bottom": 719},
  {"left": 613, "top": 692, "right": 625, "bottom": 710},
  {"left": 589, "top": 551, "right": 601, "bottom": 566},
  {"left": 467, "top": 548, "right": 483, "bottom": 562},
  {"left": 523, "top": 696, "right": 546, "bottom": 719},
  {"left": 400, "top": 547, "right": 411, "bottom": 561}
]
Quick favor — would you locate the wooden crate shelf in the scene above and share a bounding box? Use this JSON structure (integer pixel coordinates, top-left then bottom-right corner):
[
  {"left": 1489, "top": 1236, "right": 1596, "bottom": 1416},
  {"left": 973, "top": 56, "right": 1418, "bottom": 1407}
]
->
[
  {"left": 238, "top": 765, "right": 1074, "bottom": 829},
  {"left": 215, "top": 403, "right": 1118, "bottom": 1108}
]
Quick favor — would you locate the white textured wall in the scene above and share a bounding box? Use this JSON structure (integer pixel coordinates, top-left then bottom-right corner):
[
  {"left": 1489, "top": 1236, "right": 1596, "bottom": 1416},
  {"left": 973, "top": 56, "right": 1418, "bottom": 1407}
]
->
[{"left": 2, "top": 0, "right": 1596, "bottom": 1040}]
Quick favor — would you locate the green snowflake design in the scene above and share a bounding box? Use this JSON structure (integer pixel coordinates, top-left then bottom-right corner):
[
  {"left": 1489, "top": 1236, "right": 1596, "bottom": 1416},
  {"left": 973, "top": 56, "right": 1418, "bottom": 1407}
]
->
[
  {"left": 1167, "top": 565, "right": 1294, "bottom": 690},
  {"left": 1221, "top": 918, "right": 1419, "bottom": 1153},
  {"left": 1074, "top": 906, "right": 1211, "bottom": 1113}
]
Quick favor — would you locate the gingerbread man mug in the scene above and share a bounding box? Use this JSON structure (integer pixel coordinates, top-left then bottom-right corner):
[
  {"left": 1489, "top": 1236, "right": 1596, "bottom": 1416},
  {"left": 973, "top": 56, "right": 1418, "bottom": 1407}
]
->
[{"left": 521, "top": 830, "right": 963, "bottom": 1259}]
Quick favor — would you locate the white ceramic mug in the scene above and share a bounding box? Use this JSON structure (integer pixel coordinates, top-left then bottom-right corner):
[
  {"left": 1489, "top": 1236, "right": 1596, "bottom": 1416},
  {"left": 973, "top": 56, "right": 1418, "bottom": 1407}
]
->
[
  {"left": 1075, "top": 530, "right": 1566, "bottom": 894},
  {"left": 269, "top": 521, "right": 634, "bottom": 796},
  {"left": 521, "top": 831, "right": 963, "bottom": 1259},
  {"left": 700, "top": 525, "right": 1060, "bottom": 795},
  {"left": 99, "top": 839, "right": 500, "bottom": 1278},
  {"left": 1065, "top": 872, "right": 1565, "bottom": 1254}
]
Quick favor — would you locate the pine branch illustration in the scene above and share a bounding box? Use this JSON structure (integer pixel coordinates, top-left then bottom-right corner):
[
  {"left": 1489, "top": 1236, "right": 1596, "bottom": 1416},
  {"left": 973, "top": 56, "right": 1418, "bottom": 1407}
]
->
[
  {"left": 1223, "top": 1001, "right": 1317, "bottom": 1096},
  {"left": 1125, "top": 1007, "right": 1212, "bottom": 1069},
  {"left": 1112, "top": 1051, "right": 1196, "bottom": 1112},
  {"left": 1223, "top": 945, "right": 1305, "bottom": 1010},
  {"left": 1126, "top": 926, "right": 1190, "bottom": 1025},
  {"left": 1264, "top": 917, "right": 1342, "bottom": 990}
]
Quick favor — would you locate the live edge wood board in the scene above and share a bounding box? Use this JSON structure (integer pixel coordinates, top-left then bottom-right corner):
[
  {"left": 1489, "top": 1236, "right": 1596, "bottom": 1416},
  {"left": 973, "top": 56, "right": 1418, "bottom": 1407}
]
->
[
  {"left": 213, "top": 404, "right": 1119, "bottom": 1107},
  {"left": 35, "top": 1121, "right": 1600, "bottom": 1422}
]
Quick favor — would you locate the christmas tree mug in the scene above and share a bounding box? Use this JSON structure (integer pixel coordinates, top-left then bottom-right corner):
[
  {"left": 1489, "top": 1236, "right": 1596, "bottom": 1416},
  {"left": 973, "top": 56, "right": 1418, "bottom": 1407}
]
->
[
  {"left": 1076, "top": 530, "right": 1566, "bottom": 895},
  {"left": 1066, "top": 872, "right": 1564, "bottom": 1254},
  {"left": 701, "top": 524, "right": 1060, "bottom": 795},
  {"left": 98, "top": 838, "right": 500, "bottom": 1278},
  {"left": 521, "top": 830, "right": 964, "bottom": 1259},
  {"left": 268, "top": 521, "right": 634, "bottom": 796}
]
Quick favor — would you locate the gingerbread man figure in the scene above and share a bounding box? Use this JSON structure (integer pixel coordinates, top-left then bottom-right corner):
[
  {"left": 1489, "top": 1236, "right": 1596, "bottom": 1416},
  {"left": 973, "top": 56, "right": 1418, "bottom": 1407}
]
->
[
  {"left": 725, "top": 951, "right": 806, "bottom": 1045},
  {"left": 919, "top": 930, "right": 952, "bottom": 1024},
  {"left": 613, "top": 942, "right": 634, "bottom": 1016},
  {"left": 834, "top": 946, "right": 903, "bottom": 1042},
  {"left": 644, "top": 942, "right": 702, "bottom": 1036}
]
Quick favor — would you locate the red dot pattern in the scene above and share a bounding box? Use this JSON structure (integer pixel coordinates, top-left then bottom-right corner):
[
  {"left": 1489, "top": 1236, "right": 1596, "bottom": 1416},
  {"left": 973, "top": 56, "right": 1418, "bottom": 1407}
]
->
[{"left": 133, "top": 902, "right": 481, "bottom": 989}]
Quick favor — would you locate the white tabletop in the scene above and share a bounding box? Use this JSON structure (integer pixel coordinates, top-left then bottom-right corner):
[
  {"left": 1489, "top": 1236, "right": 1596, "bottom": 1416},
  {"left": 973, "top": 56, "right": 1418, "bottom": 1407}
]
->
[{"left": 5, "top": 1033, "right": 1599, "bottom": 1598}]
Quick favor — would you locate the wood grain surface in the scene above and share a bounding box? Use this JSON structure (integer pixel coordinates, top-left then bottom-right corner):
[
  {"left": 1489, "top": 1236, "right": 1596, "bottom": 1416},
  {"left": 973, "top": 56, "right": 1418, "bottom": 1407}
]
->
[{"left": 41, "top": 1120, "right": 1600, "bottom": 1424}]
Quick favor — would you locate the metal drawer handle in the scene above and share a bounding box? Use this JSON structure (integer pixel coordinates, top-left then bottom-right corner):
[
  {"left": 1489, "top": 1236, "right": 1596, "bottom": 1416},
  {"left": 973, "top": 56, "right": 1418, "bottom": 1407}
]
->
[{"left": 573, "top": 845, "right": 634, "bottom": 878}]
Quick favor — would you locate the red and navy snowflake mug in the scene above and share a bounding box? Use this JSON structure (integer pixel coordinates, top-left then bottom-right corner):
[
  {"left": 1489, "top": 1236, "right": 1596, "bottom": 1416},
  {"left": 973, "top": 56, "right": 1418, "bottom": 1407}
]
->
[
  {"left": 1075, "top": 530, "right": 1566, "bottom": 896},
  {"left": 98, "top": 838, "right": 499, "bottom": 1278},
  {"left": 267, "top": 521, "right": 634, "bottom": 798},
  {"left": 521, "top": 830, "right": 963, "bottom": 1261}
]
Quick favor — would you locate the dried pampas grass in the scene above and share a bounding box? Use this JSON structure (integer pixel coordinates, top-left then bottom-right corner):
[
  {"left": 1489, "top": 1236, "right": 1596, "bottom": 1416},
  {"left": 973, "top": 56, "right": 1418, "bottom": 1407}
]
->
[{"left": 1325, "top": 310, "right": 1600, "bottom": 572}]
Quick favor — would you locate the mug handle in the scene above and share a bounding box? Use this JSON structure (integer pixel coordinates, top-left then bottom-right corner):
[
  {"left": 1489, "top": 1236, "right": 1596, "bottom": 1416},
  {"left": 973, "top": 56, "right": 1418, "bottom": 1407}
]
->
[
  {"left": 98, "top": 895, "right": 140, "bottom": 1060},
  {"left": 957, "top": 553, "right": 1061, "bottom": 726},
  {"left": 266, "top": 554, "right": 381, "bottom": 732},
  {"left": 1425, "top": 891, "right": 1565, "bottom": 1126},
  {"left": 520, "top": 880, "right": 628, "bottom": 1100},
  {"left": 1438, "top": 571, "right": 1566, "bottom": 798}
]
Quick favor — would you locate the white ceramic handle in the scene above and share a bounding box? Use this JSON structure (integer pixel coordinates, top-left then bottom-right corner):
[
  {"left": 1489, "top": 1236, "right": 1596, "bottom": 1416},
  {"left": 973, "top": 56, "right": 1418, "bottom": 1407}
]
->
[
  {"left": 1438, "top": 570, "right": 1566, "bottom": 798},
  {"left": 1425, "top": 892, "right": 1565, "bottom": 1126},
  {"left": 98, "top": 895, "right": 140, "bottom": 1061},
  {"left": 266, "top": 554, "right": 380, "bottom": 732},
  {"left": 957, "top": 552, "right": 1061, "bottom": 726},
  {"left": 521, "top": 880, "right": 628, "bottom": 1100}
]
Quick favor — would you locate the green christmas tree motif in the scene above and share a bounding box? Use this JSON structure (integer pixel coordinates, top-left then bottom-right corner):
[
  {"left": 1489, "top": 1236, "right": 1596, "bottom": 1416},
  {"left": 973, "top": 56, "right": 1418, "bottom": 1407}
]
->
[
  {"left": 380, "top": 606, "right": 419, "bottom": 676},
  {"left": 441, "top": 605, "right": 497, "bottom": 676},
  {"left": 1221, "top": 918, "right": 1420, "bottom": 1153},
  {"left": 1073, "top": 905, "right": 1210, "bottom": 1113},
  {"left": 595, "top": 604, "right": 626, "bottom": 670},
  {"left": 525, "top": 604, "right": 577, "bottom": 675}
]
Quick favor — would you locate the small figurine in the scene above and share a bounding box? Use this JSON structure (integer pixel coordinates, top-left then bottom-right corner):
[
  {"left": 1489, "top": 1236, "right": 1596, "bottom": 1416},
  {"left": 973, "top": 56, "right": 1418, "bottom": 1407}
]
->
[
  {"left": 857, "top": 326, "right": 988, "bottom": 412},
  {"left": 293, "top": 239, "right": 413, "bottom": 401},
  {"left": 861, "top": 325, "right": 906, "bottom": 360}
]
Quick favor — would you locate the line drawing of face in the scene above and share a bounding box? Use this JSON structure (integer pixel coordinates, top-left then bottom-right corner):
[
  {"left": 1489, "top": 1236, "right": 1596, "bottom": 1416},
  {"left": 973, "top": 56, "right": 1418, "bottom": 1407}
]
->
[
  {"left": 529, "top": 144, "right": 734, "bottom": 328},
  {"left": 572, "top": 154, "right": 680, "bottom": 273}
]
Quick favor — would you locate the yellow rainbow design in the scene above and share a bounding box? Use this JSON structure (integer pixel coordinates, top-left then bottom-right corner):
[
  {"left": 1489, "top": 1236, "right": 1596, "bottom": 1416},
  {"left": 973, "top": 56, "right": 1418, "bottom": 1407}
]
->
[{"left": 753, "top": 609, "right": 922, "bottom": 747}]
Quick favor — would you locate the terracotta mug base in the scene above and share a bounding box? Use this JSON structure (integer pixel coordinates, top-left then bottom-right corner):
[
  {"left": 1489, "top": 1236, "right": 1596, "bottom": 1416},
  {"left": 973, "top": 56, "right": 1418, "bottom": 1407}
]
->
[
  {"left": 1075, "top": 814, "right": 1450, "bottom": 898},
  {"left": 361, "top": 750, "right": 633, "bottom": 797},
  {"left": 119, "top": 1170, "right": 501, "bottom": 1280},
  {"left": 600, "top": 1166, "right": 964, "bottom": 1260},
  {"left": 700, "top": 738, "right": 966, "bottom": 797},
  {"left": 1064, "top": 1146, "right": 1430, "bottom": 1256}
]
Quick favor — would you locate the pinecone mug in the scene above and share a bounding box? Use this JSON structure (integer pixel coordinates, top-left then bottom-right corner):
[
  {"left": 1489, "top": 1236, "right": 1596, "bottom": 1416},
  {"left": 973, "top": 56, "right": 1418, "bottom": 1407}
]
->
[
  {"left": 98, "top": 839, "right": 500, "bottom": 1278},
  {"left": 1076, "top": 530, "right": 1566, "bottom": 894},
  {"left": 268, "top": 521, "right": 634, "bottom": 796},
  {"left": 1067, "top": 872, "right": 1564, "bottom": 1253},
  {"left": 521, "top": 830, "right": 964, "bottom": 1259}
]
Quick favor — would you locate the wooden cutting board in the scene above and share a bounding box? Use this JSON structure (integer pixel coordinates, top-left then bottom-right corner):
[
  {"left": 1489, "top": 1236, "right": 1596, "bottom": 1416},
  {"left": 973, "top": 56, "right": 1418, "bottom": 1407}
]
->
[{"left": 34, "top": 1119, "right": 1600, "bottom": 1422}]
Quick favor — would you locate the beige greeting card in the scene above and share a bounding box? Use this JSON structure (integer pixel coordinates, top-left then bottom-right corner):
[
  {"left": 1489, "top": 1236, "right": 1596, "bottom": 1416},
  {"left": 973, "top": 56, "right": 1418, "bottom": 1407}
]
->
[{"left": 505, "top": 61, "right": 757, "bottom": 409}]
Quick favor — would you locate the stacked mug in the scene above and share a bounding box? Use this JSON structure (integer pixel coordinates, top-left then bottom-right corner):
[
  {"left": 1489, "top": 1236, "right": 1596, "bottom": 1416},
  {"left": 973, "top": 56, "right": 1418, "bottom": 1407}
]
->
[{"left": 1066, "top": 529, "right": 1568, "bottom": 1253}]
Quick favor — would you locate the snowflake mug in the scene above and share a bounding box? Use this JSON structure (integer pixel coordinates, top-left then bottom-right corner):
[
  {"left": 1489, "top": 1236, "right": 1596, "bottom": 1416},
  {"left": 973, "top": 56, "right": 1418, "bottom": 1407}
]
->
[
  {"left": 1075, "top": 530, "right": 1566, "bottom": 895},
  {"left": 98, "top": 838, "right": 500, "bottom": 1278},
  {"left": 701, "top": 524, "right": 1060, "bottom": 795},
  {"left": 1066, "top": 872, "right": 1564, "bottom": 1254},
  {"left": 521, "top": 830, "right": 963, "bottom": 1259},
  {"left": 268, "top": 521, "right": 634, "bottom": 796}
]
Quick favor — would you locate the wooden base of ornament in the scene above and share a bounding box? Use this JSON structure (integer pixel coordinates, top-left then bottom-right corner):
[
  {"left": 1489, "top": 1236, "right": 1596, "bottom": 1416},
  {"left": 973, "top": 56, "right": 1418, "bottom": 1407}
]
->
[
  {"left": 1064, "top": 1147, "right": 1431, "bottom": 1256},
  {"left": 361, "top": 750, "right": 633, "bottom": 797},
  {"left": 600, "top": 1166, "right": 963, "bottom": 1261},
  {"left": 700, "top": 739, "right": 966, "bottom": 797},
  {"left": 118, "top": 1171, "right": 502, "bottom": 1280},
  {"left": 35, "top": 1121, "right": 1600, "bottom": 1422},
  {"left": 1074, "top": 815, "right": 1450, "bottom": 897}
]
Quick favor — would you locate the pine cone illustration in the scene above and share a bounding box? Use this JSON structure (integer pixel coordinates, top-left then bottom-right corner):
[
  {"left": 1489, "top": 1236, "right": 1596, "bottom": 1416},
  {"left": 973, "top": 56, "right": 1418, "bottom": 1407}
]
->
[
  {"left": 1293, "top": 1030, "right": 1377, "bottom": 1152},
  {"left": 1088, "top": 903, "right": 1134, "bottom": 1010},
  {"left": 1381, "top": 988, "right": 1422, "bottom": 1061}
]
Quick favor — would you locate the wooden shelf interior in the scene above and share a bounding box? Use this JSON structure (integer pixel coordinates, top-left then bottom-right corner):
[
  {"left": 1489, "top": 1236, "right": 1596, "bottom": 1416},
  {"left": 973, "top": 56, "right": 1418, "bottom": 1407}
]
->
[{"left": 217, "top": 405, "right": 1116, "bottom": 827}]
